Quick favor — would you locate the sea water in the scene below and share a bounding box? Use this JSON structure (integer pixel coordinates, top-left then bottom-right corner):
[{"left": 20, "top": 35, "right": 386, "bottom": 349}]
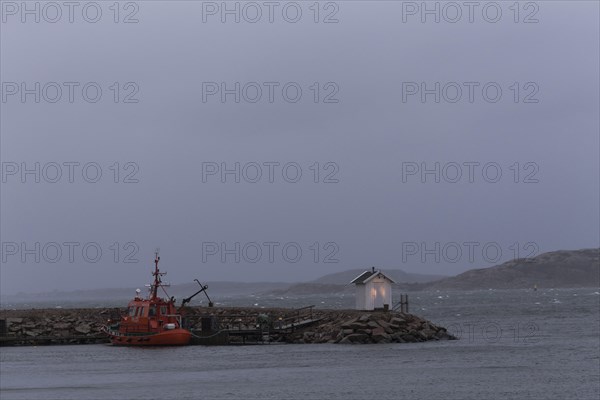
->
[{"left": 1, "top": 288, "right": 599, "bottom": 400}]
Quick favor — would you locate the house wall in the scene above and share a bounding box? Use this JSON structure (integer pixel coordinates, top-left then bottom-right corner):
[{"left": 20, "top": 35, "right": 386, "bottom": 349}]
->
[
  {"left": 355, "top": 284, "right": 367, "bottom": 310},
  {"left": 365, "top": 281, "right": 374, "bottom": 310},
  {"left": 354, "top": 274, "right": 394, "bottom": 310},
  {"left": 372, "top": 276, "right": 392, "bottom": 309},
  {"left": 356, "top": 277, "right": 392, "bottom": 310}
]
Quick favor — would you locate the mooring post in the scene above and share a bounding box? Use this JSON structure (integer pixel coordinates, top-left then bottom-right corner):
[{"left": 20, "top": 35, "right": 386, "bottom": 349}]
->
[{"left": 399, "top": 294, "right": 409, "bottom": 313}]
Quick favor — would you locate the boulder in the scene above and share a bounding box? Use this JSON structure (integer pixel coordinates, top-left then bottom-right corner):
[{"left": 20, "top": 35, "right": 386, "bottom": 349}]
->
[
  {"left": 358, "top": 314, "right": 370, "bottom": 322},
  {"left": 377, "top": 320, "right": 393, "bottom": 333},
  {"left": 371, "top": 327, "right": 386, "bottom": 336},
  {"left": 348, "top": 322, "right": 367, "bottom": 330},
  {"left": 372, "top": 332, "right": 391, "bottom": 343},
  {"left": 402, "top": 334, "right": 417, "bottom": 342},
  {"left": 74, "top": 324, "right": 91, "bottom": 334},
  {"left": 367, "top": 321, "right": 381, "bottom": 329},
  {"left": 340, "top": 318, "right": 359, "bottom": 329},
  {"left": 420, "top": 329, "right": 436, "bottom": 340}
]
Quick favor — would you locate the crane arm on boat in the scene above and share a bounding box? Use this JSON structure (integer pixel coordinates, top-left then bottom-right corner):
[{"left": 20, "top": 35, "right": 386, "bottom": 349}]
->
[{"left": 180, "top": 279, "right": 214, "bottom": 309}]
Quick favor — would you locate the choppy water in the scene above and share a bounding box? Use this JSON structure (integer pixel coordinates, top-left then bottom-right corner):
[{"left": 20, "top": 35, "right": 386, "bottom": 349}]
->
[{"left": 1, "top": 288, "right": 599, "bottom": 400}]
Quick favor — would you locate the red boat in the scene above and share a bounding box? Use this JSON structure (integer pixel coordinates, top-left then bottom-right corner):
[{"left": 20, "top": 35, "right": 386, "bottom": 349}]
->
[{"left": 103, "top": 252, "right": 195, "bottom": 346}]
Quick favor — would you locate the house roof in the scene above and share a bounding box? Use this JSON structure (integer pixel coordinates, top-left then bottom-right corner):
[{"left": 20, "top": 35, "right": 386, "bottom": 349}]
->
[{"left": 350, "top": 269, "right": 396, "bottom": 284}]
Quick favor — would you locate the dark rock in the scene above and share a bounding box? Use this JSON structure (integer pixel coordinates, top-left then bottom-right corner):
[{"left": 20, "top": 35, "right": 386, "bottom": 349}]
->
[
  {"left": 402, "top": 334, "right": 417, "bottom": 342},
  {"left": 346, "top": 333, "right": 369, "bottom": 343},
  {"left": 74, "top": 324, "right": 91, "bottom": 334}
]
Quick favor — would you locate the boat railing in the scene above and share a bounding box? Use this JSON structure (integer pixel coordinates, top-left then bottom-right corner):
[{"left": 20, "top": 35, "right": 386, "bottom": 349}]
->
[{"left": 164, "top": 314, "right": 182, "bottom": 327}]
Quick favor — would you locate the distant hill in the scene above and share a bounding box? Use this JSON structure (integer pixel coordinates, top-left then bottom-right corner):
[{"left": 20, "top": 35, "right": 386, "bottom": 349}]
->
[
  {"left": 311, "top": 269, "right": 447, "bottom": 285},
  {"left": 424, "top": 248, "right": 599, "bottom": 290}
]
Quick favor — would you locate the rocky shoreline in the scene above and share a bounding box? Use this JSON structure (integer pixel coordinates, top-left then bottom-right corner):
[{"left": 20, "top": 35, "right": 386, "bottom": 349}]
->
[{"left": 0, "top": 306, "right": 456, "bottom": 346}]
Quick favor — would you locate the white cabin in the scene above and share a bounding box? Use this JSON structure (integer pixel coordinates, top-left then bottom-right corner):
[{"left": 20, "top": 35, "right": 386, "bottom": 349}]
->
[{"left": 350, "top": 268, "right": 395, "bottom": 311}]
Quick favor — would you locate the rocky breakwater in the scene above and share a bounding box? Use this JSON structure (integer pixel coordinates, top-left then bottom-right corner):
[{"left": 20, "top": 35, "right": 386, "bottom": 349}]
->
[
  {"left": 282, "top": 311, "right": 456, "bottom": 344},
  {"left": 0, "top": 308, "right": 116, "bottom": 345},
  {"left": 0, "top": 307, "right": 456, "bottom": 346}
]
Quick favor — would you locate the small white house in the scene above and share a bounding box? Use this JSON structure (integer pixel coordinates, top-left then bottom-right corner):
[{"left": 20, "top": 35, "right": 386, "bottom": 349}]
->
[{"left": 350, "top": 268, "right": 395, "bottom": 311}]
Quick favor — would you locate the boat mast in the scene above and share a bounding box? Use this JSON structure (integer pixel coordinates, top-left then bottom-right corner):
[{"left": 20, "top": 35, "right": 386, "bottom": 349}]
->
[{"left": 152, "top": 250, "right": 162, "bottom": 300}]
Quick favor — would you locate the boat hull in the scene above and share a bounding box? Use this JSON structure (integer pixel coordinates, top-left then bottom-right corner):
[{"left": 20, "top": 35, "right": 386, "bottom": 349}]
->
[{"left": 105, "top": 328, "right": 191, "bottom": 346}]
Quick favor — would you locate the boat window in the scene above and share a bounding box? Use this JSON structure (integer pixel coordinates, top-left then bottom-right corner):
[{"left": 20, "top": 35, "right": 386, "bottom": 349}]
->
[
  {"left": 149, "top": 306, "right": 156, "bottom": 316},
  {"left": 139, "top": 307, "right": 145, "bottom": 317},
  {"left": 160, "top": 306, "right": 167, "bottom": 315},
  {"left": 128, "top": 307, "right": 135, "bottom": 317}
]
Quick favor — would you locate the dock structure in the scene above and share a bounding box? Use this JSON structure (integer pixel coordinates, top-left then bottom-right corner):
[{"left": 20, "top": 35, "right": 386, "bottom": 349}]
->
[{"left": 189, "top": 305, "right": 321, "bottom": 345}]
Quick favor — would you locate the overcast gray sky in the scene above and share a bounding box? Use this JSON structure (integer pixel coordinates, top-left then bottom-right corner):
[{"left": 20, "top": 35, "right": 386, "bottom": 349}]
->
[{"left": 1, "top": 1, "right": 598, "bottom": 295}]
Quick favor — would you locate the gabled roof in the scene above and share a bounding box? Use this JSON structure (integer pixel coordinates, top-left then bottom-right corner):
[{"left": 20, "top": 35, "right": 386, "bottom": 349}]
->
[{"left": 350, "top": 269, "right": 395, "bottom": 284}]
